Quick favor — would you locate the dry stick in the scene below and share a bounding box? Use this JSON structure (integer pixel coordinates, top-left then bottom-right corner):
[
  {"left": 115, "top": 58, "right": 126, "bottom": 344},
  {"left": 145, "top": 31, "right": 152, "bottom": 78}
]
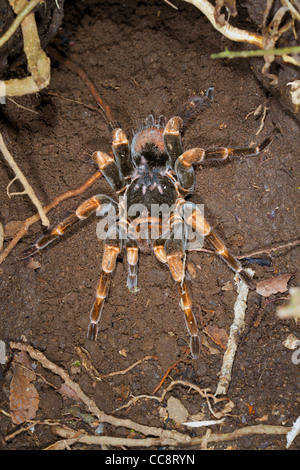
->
[
  {"left": 117, "top": 379, "right": 226, "bottom": 418},
  {"left": 194, "top": 239, "right": 300, "bottom": 259},
  {"left": 42, "top": 91, "right": 105, "bottom": 116},
  {"left": 8, "top": 342, "right": 292, "bottom": 449},
  {"left": 152, "top": 358, "right": 185, "bottom": 395},
  {"left": 49, "top": 427, "right": 179, "bottom": 449},
  {"left": 0, "top": 0, "right": 43, "bottom": 48},
  {"left": 182, "top": 0, "right": 263, "bottom": 47},
  {"left": 238, "top": 239, "right": 300, "bottom": 259},
  {"left": 215, "top": 269, "right": 254, "bottom": 396},
  {"left": 50, "top": 422, "right": 291, "bottom": 449},
  {"left": 0, "top": 170, "right": 102, "bottom": 265},
  {"left": 0, "top": 133, "right": 50, "bottom": 227},
  {"left": 211, "top": 45, "right": 300, "bottom": 60},
  {"left": 9, "top": 342, "right": 191, "bottom": 444},
  {"left": 3, "top": 0, "right": 50, "bottom": 97},
  {"left": 100, "top": 355, "right": 158, "bottom": 379}
]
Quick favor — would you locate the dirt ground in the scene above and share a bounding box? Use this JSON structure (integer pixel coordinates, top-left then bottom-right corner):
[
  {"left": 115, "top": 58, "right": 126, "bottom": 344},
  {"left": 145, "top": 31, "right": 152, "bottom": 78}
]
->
[{"left": 0, "top": 0, "right": 299, "bottom": 451}]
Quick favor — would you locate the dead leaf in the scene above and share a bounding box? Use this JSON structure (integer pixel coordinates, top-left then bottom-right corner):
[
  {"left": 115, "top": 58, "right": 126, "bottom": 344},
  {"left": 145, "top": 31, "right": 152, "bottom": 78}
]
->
[
  {"left": 203, "top": 324, "right": 229, "bottom": 349},
  {"left": 10, "top": 351, "right": 39, "bottom": 425},
  {"left": 256, "top": 274, "right": 292, "bottom": 297}
]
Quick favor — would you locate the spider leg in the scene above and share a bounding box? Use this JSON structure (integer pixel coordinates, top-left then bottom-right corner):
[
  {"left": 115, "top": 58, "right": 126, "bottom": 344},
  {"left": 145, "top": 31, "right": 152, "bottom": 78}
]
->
[
  {"left": 175, "top": 137, "right": 273, "bottom": 190},
  {"left": 153, "top": 216, "right": 201, "bottom": 359},
  {"left": 163, "top": 116, "right": 184, "bottom": 169},
  {"left": 163, "top": 89, "right": 215, "bottom": 170},
  {"left": 125, "top": 235, "right": 139, "bottom": 292},
  {"left": 21, "top": 195, "right": 118, "bottom": 258},
  {"left": 93, "top": 149, "right": 126, "bottom": 192},
  {"left": 88, "top": 224, "right": 123, "bottom": 341},
  {"left": 179, "top": 200, "right": 255, "bottom": 288},
  {"left": 112, "top": 128, "right": 134, "bottom": 179}
]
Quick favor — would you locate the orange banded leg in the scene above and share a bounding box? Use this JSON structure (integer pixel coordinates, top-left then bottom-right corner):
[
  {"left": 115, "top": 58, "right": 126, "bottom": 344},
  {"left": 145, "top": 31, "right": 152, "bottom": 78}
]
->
[
  {"left": 179, "top": 279, "right": 201, "bottom": 359},
  {"left": 88, "top": 227, "right": 122, "bottom": 341},
  {"left": 21, "top": 195, "right": 117, "bottom": 258},
  {"left": 112, "top": 128, "right": 134, "bottom": 178},
  {"left": 205, "top": 230, "right": 255, "bottom": 288},
  {"left": 93, "top": 150, "right": 126, "bottom": 192},
  {"left": 125, "top": 236, "right": 139, "bottom": 292},
  {"left": 163, "top": 116, "right": 183, "bottom": 170},
  {"left": 175, "top": 138, "right": 273, "bottom": 190},
  {"left": 180, "top": 201, "right": 255, "bottom": 288},
  {"left": 154, "top": 227, "right": 201, "bottom": 359},
  {"left": 195, "top": 137, "right": 273, "bottom": 164}
]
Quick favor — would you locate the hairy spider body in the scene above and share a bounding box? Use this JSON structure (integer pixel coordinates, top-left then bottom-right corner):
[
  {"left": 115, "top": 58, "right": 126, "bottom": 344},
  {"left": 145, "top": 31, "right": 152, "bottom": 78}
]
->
[{"left": 22, "top": 89, "right": 273, "bottom": 359}]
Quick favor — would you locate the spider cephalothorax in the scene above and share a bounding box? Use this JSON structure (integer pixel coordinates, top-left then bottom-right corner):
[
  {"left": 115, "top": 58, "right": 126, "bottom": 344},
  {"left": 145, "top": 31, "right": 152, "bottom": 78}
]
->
[{"left": 22, "top": 89, "right": 272, "bottom": 359}]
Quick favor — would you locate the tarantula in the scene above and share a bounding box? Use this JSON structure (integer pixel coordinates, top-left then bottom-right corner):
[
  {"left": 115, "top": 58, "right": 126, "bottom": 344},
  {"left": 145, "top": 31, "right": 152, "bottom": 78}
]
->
[{"left": 22, "top": 89, "right": 272, "bottom": 358}]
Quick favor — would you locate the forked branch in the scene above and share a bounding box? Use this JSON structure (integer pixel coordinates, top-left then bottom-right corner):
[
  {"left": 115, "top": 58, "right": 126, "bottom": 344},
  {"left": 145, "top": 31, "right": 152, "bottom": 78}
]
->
[{"left": 0, "top": 133, "right": 50, "bottom": 227}]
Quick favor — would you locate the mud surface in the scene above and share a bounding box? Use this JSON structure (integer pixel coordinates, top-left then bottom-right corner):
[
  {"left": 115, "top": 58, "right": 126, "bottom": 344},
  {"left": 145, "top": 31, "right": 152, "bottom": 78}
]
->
[{"left": 0, "top": 0, "right": 299, "bottom": 450}]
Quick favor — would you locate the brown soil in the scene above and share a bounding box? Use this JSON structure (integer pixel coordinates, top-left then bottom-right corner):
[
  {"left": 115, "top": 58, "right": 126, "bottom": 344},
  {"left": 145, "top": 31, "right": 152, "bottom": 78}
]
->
[{"left": 0, "top": 0, "right": 299, "bottom": 451}]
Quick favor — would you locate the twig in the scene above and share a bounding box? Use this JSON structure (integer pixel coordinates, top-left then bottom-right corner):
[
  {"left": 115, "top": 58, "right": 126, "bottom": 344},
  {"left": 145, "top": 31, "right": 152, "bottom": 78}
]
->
[
  {"left": 152, "top": 359, "right": 185, "bottom": 394},
  {"left": 281, "top": 0, "right": 300, "bottom": 22},
  {"left": 42, "top": 91, "right": 105, "bottom": 115},
  {"left": 194, "top": 239, "right": 300, "bottom": 259},
  {"left": 163, "top": 0, "right": 179, "bottom": 9},
  {"left": 2, "top": 0, "right": 50, "bottom": 97},
  {"left": 8, "top": 342, "right": 293, "bottom": 449},
  {"left": 50, "top": 422, "right": 291, "bottom": 449},
  {"left": 75, "top": 349, "right": 158, "bottom": 382},
  {"left": 182, "top": 0, "right": 263, "bottom": 47},
  {"left": 0, "top": 133, "right": 50, "bottom": 227},
  {"left": 211, "top": 45, "right": 300, "bottom": 59},
  {"left": 100, "top": 355, "right": 158, "bottom": 378},
  {"left": 239, "top": 240, "right": 300, "bottom": 259},
  {"left": 0, "top": 170, "right": 102, "bottom": 265},
  {"left": 9, "top": 342, "right": 191, "bottom": 443},
  {"left": 0, "top": 0, "right": 43, "bottom": 48},
  {"left": 50, "top": 425, "right": 180, "bottom": 448},
  {"left": 114, "top": 394, "right": 162, "bottom": 412},
  {"left": 7, "top": 97, "right": 39, "bottom": 114},
  {"left": 256, "top": 105, "right": 268, "bottom": 135},
  {"left": 119, "top": 377, "right": 229, "bottom": 419},
  {"left": 215, "top": 269, "right": 254, "bottom": 396}
]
